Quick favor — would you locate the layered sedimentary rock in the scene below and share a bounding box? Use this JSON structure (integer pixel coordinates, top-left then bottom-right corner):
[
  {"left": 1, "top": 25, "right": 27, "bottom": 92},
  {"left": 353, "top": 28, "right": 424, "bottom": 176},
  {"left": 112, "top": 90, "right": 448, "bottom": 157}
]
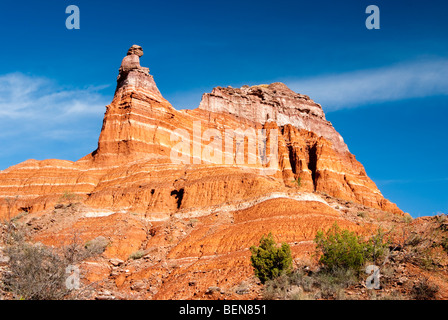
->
[
  {"left": 0, "top": 45, "right": 409, "bottom": 300},
  {"left": 0, "top": 45, "right": 402, "bottom": 220},
  {"left": 198, "top": 83, "right": 348, "bottom": 153}
]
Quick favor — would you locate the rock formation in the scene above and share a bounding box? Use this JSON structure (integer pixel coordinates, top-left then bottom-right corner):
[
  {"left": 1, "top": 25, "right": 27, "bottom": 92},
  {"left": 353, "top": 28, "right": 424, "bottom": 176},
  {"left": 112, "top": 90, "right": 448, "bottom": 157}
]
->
[
  {"left": 0, "top": 45, "right": 409, "bottom": 299},
  {"left": 0, "top": 45, "right": 402, "bottom": 219},
  {"left": 118, "top": 45, "right": 150, "bottom": 77},
  {"left": 199, "top": 83, "right": 348, "bottom": 154}
]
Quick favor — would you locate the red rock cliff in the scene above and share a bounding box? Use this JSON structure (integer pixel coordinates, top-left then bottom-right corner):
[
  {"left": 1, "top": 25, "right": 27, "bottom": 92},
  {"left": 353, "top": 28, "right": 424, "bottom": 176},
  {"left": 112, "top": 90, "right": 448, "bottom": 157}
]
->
[{"left": 0, "top": 45, "right": 402, "bottom": 219}]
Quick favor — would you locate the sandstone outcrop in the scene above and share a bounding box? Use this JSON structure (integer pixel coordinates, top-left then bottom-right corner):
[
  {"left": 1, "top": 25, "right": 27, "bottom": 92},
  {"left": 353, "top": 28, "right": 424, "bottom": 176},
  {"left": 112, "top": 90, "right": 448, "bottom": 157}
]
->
[
  {"left": 198, "top": 83, "right": 348, "bottom": 153},
  {"left": 0, "top": 45, "right": 402, "bottom": 220},
  {"left": 0, "top": 45, "right": 409, "bottom": 299},
  {"left": 118, "top": 44, "right": 150, "bottom": 77}
]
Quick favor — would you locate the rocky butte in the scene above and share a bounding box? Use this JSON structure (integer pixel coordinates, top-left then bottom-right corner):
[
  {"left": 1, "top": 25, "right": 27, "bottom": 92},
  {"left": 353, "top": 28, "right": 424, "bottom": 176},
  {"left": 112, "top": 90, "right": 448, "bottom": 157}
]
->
[{"left": 0, "top": 45, "right": 406, "bottom": 299}]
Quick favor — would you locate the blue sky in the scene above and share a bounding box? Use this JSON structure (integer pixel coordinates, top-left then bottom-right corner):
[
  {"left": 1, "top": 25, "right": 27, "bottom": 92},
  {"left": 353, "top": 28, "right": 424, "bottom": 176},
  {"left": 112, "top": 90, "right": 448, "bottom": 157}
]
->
[{"left": 0, "top": 0, "right": 446, "bottom": 217}]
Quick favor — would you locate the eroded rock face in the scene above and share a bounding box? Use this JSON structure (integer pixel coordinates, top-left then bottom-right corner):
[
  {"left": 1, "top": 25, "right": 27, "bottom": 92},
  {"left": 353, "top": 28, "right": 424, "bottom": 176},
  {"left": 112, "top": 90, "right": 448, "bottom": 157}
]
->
[
  {"left": 117, "top": 44, "right": 150, "bottom": 82},
  {"left": 127, "top": 44, "right": 144, "bottom": 57},
  {"left": 0, "top": 45, "right": 407, "bottom": 300},
  {"left": 199, "top": 83, "right": 349, "bottom": 154},
  {"left": 0, "top": 45, "right": 402, "bottom": 220}
]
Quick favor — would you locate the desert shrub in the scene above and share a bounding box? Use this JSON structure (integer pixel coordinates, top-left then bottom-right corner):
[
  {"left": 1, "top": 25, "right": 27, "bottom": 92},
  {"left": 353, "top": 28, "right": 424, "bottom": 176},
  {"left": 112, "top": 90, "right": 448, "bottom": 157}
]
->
[
  {"left": 250, "top": 233, "right": 292, "bottom": 284},
  {"left": 2, "top": 221, "right": 26, "bottom": 245},
  {"left": 411, "top": 278, "right": 439, "bottom": 300},
  {"left": 129, "top": 250, "right": 145, "bottom": 260},
  {"left": 233, "top": 281, "right": 250, "bottom": 295},
  {"left": 3, "top": 242, "right": 69, "bottom": 300},
  {"left": 63, "top": 233, "right": 99, "bottom": 264},
  {"left": 1, "top": 226, "right": 100, "bottom": 300},
  {"left": 263, "top": 273, "right": 296, "bottom": 300},
  {"left": 312, "top": 267, "right": 357, "bottom": 299},
  {"left": 406, "top": 234, "right": 424, "bottom": 247},
  {"left": 314, "top": 224, "right": 387, "bottom": 273},
  {"left": 417, "top": 247, "right": 443, "bottom": 271},
  {"left": 366, "top": 227, "right": 389, "bottom": 265},
  {"left": 314, "top": 224, "right": 366, "bottom": 272},
  {"left": 441, "top": 238, "right": 448, "bottom": 253},
  {"left": 58, "top": 191, "right": 80, "bottom": 204},
  {"left": 84, "top": 236, "right": 109, "bottom": 255},
  {"left": 291, "top": 177, "right": 301, "bottom": 188},
  {"left": 357, "top": 211, "right": 367, "bottom": 218},
  {"left": 263, "top": 267, "right": 356, "bottom": 300},
  {"left": 263, "top": 272, "right": 314, "bottom": 300}
]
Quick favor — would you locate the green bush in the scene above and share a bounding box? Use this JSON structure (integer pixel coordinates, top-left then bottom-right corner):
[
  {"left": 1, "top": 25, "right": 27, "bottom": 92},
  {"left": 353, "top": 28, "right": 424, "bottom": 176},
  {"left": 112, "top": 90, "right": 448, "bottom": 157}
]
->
[
  {"left": 250, "top": 233, "right": 292, "bottom": 284},
  {"left": 291, "top": 177, "right": 301, "bottom": 188},
  {"left": 314, "top": 224, "right": 387, "bottom": 273},
  {"left": 366, "top": 227, "right": 389, "bottom": 265}
]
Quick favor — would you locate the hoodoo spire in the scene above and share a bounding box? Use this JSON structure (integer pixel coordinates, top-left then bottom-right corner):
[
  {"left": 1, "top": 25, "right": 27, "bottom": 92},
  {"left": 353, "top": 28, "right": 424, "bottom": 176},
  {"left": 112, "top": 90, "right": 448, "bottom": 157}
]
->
[{"left": 114, "top": 44, "right": 162, "bottom": 99}]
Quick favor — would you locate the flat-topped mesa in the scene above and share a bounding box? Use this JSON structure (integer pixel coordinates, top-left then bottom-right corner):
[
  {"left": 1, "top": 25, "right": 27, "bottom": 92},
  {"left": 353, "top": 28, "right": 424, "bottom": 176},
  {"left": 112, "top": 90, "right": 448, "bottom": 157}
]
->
[
  {"left": 115, "top": 44, "right": 162, "bottom": 100},
  {"left": 199, "top": 83, "right": 349, "bottom": 154}
]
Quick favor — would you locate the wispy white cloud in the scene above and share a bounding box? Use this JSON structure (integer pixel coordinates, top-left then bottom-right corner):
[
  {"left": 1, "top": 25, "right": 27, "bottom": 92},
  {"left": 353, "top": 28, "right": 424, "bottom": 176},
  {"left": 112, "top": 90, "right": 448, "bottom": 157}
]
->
[
  {"left": 284, "top": 59, "right": 448, "bottom": 111},
  {"left": 374, "top": 177, "right": 448, "bottom": 186},
  {"left": 0, "top": 73, "right": 109, "bottom": 119},
  {"left": 0, "top": 73, "right": 110, "bottom": 168}
]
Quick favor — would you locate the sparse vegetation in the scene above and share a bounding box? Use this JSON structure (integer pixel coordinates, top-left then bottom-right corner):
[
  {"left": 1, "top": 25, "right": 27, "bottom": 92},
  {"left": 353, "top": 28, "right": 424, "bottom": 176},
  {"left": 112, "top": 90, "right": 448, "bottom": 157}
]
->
[
  {"left": 314, "top": 224, "right": 388, "bottom": 274},
  {"left": 250, "top": 233, "right": 292, "bottom": 284},
  {"left": 10, "top": 210, "right": 28, "bottom": 223},
  {"left": 263, "top": 267, "right": 357, "bottom": 300},
  {"left": 357, "top": 211, "right": 367, "bottom": 218},
  {"left": 129, "top": 250, "right": 146, "bottom": 260},
  {"left": 58, "top": 191, "right": 80, "bottom": 204},
  {"left": 291, "top": 177, "right": 302, "bottom": 188},
  {"left": 233, "top": 281, "right": 251, "bottom": 295},
  {"left": 411, "top": 278, "right": 439, "bottom": 300},
  {"left": 1, "top": 225, "right": 99, "bottom": 300},
  {"left": 3, "top": 241, "right": 70, "bottom": 300},
  {"left": 399, "top": 219, "right": 447, "bottom": 271},
  {"left": 441, "top": 238, "right": 448, "bottom": 253},
  {"left": 406, "top": 233, "right": 424, "bottom": 247},
  {"left": 258, "top": 226, "right": 397, "bottom": 300},
  {"left": 188, "top": 218, "right": 199, "bottom": 228},
  {"left": 84, "top": 236, "right": 109, "bottom": 256}
]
